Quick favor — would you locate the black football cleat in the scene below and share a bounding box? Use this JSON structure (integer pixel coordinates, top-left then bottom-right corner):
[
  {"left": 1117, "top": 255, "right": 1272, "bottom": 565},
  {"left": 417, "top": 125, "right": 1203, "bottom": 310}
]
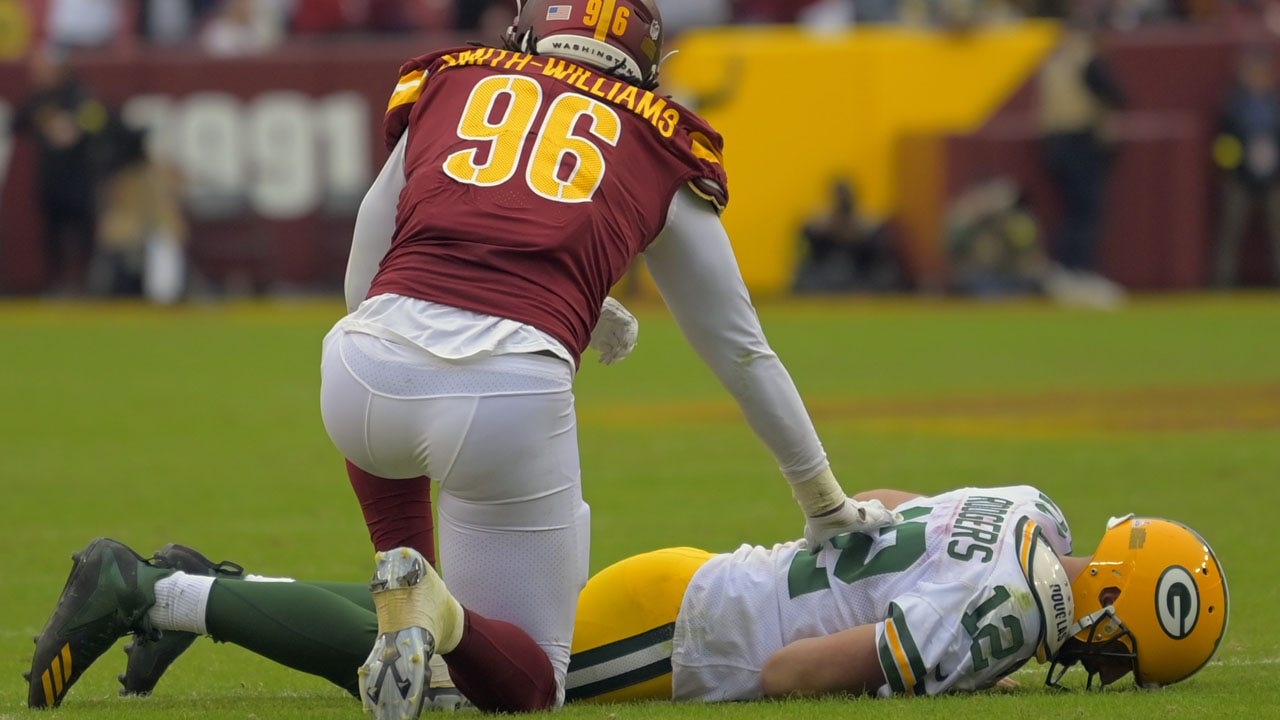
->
[
  {"left": 26, "top": 538, "right": 165, "bottom": 708},
  {"left": 117, "top": 543, "right": 244, "bottom": 697}
]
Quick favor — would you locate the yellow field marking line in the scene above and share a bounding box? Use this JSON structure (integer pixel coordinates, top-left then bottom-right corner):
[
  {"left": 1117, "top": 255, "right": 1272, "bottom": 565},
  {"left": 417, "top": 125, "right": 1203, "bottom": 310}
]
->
[{"left": 580, "top": 384, "right": 1280, "bottom": 438}]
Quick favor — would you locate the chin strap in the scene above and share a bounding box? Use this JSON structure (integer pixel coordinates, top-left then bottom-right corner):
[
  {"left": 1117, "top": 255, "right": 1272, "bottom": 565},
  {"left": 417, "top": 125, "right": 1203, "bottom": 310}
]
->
[
  {"left": 503, "top": 0, "right": 527, "bottom": 51},
  {"left": 1066, "top": 605, "right": 1116, "bottom": 638},
  {"left": 502, "top": 27, "right": 534, "bottom": 54}
]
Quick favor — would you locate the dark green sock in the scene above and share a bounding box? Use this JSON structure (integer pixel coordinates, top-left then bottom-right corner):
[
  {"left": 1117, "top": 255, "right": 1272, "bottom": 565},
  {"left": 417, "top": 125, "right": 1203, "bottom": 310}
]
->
[
  {"left": 210, "top": 572, "right": 374, "bottom": 613},
  {"left": 205, "top": 579, "right": 377, "bottom": 697}
]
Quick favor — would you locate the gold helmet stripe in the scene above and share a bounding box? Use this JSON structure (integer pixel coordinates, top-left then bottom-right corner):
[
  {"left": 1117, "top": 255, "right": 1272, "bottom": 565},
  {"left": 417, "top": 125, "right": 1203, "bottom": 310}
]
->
[{"left": 593, "top": 0, "right": 619, "bottom": 42}]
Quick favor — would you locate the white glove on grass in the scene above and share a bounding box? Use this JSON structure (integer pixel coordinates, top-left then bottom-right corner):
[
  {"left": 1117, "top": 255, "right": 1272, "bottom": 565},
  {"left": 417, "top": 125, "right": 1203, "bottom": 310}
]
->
[{"left": 589, "top": 297, "right": 638, "bottom": 365}]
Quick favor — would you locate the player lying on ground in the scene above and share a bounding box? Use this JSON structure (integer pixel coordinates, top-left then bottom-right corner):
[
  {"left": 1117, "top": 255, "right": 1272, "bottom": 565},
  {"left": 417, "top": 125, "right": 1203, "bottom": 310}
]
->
[{"left": 27, "top": 485, "right": 1228, "bottom": 710}]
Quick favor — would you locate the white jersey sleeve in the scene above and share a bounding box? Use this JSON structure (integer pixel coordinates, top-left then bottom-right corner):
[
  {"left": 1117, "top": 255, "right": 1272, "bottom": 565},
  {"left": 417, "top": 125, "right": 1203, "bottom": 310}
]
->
[
  {"left": 875, "top": 568, "right": 1033, "bottom": 695},
  {"left": 345, "top": 132, "right": 407, "bottom": 313},
  {"left": 643, "top": 186, "right": 828, "bottom": 483}
]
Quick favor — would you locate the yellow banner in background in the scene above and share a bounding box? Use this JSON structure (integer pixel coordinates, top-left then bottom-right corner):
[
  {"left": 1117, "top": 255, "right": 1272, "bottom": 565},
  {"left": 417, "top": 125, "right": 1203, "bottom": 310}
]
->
[
  {"left": 657, "top": 21, "right": 1061, "bottom": 295},
  {"left": 0, "top": 0, "right": 32, "bottom": 60}
]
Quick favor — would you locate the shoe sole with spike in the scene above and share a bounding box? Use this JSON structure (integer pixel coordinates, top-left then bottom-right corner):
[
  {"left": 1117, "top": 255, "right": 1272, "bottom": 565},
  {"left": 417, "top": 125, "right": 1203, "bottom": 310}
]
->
[{"left": 360, "top": 548, "right": 436, "bottom": 720}]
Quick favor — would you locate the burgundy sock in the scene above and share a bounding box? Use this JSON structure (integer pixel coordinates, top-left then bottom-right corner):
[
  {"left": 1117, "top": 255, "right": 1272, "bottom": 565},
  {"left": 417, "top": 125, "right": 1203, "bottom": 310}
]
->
[
  {"left": 444, "top": 609, "right": 557, "bottom": 713},
  {"left": 345, "top": 460, "right": 436, "bottom": 564}
]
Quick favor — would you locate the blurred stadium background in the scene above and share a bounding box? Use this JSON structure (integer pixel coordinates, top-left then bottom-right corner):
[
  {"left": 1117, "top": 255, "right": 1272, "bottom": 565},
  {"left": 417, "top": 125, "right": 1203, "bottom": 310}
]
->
[{"left": 0, "top": 0, "right": 1278, "bottom": 298}]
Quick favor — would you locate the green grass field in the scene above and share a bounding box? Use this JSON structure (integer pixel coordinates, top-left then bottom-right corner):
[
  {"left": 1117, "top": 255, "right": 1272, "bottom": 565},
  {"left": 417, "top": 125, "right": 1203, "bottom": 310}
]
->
[{"left": 2, "top": 294, "right": 1278, "bottom": 720}]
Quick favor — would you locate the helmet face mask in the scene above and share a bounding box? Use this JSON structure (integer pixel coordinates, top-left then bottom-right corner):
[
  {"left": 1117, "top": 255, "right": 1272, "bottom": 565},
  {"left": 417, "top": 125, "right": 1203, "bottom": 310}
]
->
[
  {"left": 1045, "top": 517, "right": 1228, "bottom": 690},
  {"left": 502, "top": 0, "right": 665, "bottom": 89},
  {"left": 1046, "top": 607, "right": 1139, "bottom": 689}
]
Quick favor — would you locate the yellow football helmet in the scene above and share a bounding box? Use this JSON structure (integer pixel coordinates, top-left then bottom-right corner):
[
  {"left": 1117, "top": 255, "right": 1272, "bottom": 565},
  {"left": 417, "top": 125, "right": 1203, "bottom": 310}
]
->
[{"left": 1047, "top": 515, "right": 1228, "bottom": 689}]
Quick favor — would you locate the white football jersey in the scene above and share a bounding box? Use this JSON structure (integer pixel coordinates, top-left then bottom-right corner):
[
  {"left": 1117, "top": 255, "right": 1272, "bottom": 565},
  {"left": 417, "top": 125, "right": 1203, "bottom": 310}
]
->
[{"left": 670, "top": 485, "right": 1074, "bottom": 700}]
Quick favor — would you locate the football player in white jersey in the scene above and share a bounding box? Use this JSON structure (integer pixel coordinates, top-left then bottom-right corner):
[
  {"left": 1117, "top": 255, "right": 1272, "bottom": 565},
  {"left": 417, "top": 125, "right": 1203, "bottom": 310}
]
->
[
  {"left": 568, "top": 485, "right": 1227, "bottom": 701},
  {"left": 27, "top": 485, "right": 1227, "bottom": 710}
]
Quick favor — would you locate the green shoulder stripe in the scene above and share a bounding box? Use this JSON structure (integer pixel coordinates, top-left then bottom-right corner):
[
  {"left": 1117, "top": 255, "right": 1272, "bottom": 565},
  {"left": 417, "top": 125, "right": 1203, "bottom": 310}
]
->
[
  {"left": 875, "top": 599, "right": 926, "bottom": 696},
  {"left": 877, "top": 631, "right": 908, "bottom": 694},
  {"left": 889, "top": 602, "right": 929, "bottom": 694}
]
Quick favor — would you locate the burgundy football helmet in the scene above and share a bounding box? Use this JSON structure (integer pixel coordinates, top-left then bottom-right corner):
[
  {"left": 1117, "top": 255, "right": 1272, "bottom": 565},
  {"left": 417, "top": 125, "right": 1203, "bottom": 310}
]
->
[{"left": 502, "top": 0, "right": 665, "bottom": 89}]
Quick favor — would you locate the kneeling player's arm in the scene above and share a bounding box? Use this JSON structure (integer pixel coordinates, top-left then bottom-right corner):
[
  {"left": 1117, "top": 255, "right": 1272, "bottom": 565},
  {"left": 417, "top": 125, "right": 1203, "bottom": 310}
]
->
[
  {"left": 643, "top": 187, "right": 829, "bottom": 484},
  {"left": 761, "top": 624, "right": 884, "bottom": 698},
  {"left": 852, "top": 489, "right": 922, "bottom": 510},
  {"left": 345, "top": 132, "right": 408, "bottom": 313}
]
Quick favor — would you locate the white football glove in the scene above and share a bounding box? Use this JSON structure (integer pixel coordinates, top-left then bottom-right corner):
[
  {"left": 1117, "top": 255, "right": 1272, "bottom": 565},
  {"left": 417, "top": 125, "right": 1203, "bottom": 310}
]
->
[
  {"left": 588, "top": 296, "right": 638, "bottom": 365},
  {"left": 803, "top": 497, "right": 903, "bottom": 549}
]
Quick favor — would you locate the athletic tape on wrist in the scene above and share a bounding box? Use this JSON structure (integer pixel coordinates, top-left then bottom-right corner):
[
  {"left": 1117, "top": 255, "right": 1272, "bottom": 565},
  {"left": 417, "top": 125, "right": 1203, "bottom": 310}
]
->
[{"left": 790, "top": 467, "right": 846, "bottom": 518}]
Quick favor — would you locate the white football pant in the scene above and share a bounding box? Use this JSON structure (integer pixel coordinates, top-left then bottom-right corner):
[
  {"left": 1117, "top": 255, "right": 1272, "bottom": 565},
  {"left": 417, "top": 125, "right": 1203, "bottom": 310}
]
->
[{"left": 320, "top": 328, "right": 588, "bottom": 704}]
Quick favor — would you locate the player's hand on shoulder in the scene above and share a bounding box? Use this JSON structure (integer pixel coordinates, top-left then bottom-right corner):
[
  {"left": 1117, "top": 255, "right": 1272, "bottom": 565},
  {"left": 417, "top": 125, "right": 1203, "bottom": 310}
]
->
[
  {"left": 803, "top": 497, "right": 903, "bottom": 549},
  {"left": 589, "top": 296, "right": 638, "bottom": 365}
]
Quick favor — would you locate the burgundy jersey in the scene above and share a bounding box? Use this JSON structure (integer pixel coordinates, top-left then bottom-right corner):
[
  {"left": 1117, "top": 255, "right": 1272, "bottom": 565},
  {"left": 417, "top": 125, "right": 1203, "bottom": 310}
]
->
[{"left": 369, "top": 47, "right": 729, "bottom": 363}]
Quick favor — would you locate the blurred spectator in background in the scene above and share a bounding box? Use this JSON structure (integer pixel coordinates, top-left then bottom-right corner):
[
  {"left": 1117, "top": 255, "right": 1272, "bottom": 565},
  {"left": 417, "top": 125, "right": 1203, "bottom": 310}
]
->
[
  {"left": 1176, "top": 0, "right": 1219, "bottom": 24},
  {"left": 200, "top": 0, "right": 286, "bottom": 56},
  {"left": 897, "top": 0, "right": 1023, "bottom": 30},
  {"left": 1014, "top": 0, "right": 1188, "bottom": 29},
  {"left": 656, "top": 0, "right": 731, "bottom": 38},
  {"left": 945, "top": 175, "right": 1126, "bottom": 307},
  {"left": 88, "top": 122, "right": 188, "bottom": 304},
  {"left": 797, "top": 0, "right": 856, "bottom": 32},
  {"left": 945, "top": 176, "right": 1047, "bottom": 298},
  {"left": 1105, "top": 0, "right": 1177, "bottom": 30},
  {"left": 792, "top": 178, "right": 901, "bottom": 294},
  {"left": 290, "top": 0, "right": 354, "bottom": 34},
  {"left": 1211, "top": 44, "right": 1280, "bottom": 287},
  {"left": 45, "top": 0, "right": 128, "bottom": 49},
  {"left": 1215, "top": 0, "right": 1280, "bottom": 35},
  {"left": 11, "top": 49, "right": 110, "bottom": 295},
  {"left": 1036, "top": 10, "right": 1127, "bottom": 287},
  {"left": 732, "top": 0, "right": 820, "bottom": 24},
  {"left": 848, "top": 0, "right": 900, "bottom": 24},
  {"left": 140, "top": 0, "right": 219, "bottom": 45},
  {"left": 1016, "top": 0, "right": 1069, "bottom": 17},
  {"left": 19, "top": 0, "right": 1268, "bottom": 48}
]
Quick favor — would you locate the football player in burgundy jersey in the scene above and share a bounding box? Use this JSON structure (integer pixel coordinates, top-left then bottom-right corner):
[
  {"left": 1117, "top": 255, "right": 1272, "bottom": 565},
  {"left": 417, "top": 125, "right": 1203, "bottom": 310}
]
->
[{"left": 315, "top": 1, "right": 895, "bottom": 717}]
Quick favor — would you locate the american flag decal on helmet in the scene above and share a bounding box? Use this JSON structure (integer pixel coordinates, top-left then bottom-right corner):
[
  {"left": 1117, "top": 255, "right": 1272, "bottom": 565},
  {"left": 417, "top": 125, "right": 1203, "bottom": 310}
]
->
[{"left": 545, "top": 4, "right": 572, "bottom": 20}]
